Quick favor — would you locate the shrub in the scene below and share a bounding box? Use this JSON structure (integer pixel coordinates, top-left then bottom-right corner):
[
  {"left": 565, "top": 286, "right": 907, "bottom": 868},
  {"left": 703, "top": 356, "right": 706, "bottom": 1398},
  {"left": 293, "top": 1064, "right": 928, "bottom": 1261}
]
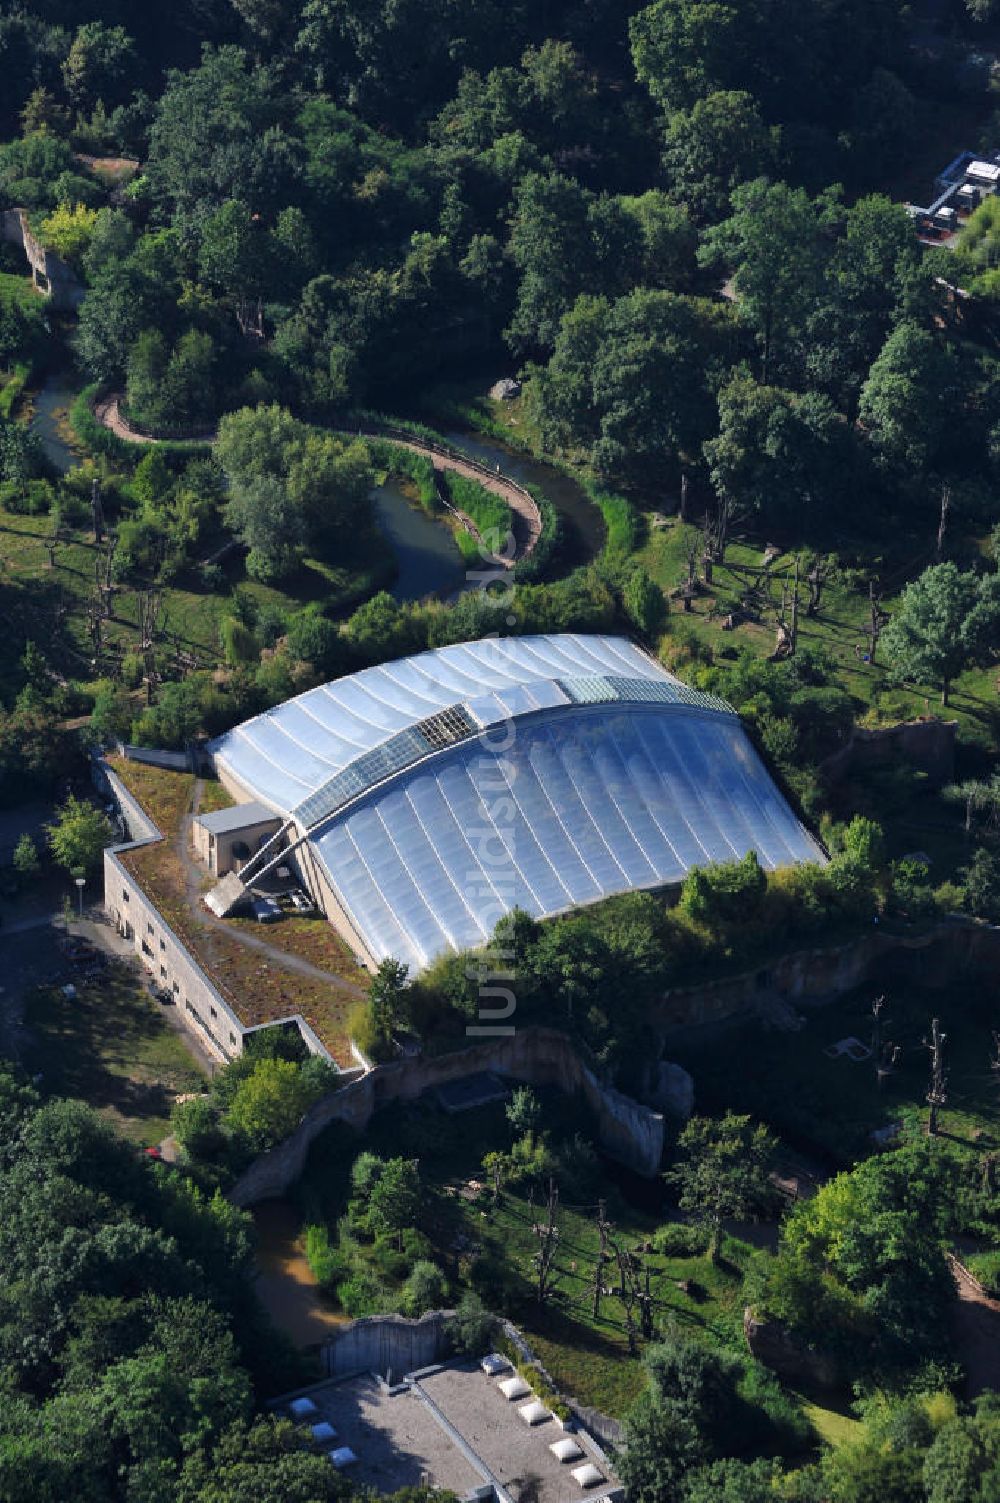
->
[
  {"left": 890, "top": 858, "right": 936, "bottom": 919},
  {"left": 961, "top": 848, "right": 1000, "bottom": 922},
  {"left": 223, "top": 1057, "right": 315, "bottom": 1151},
  {"left": 554, "top": 1133, "right": 601, "bottom": 1201},
  {"left": 336, "top": 1270, "right": 386, "bottom": 1318},
  {"left": 515, "top": 1362, "right": 572, "bottom": 1423},
  {"left": 304, "top": 1224, "right": 350, "bottom": 1292},
  {"left": 350, "top": 1151, "right": 386, "bottom": 1199},
  {"left": 652, "top": 1222, "right": 709, "bottom": 1258},
  {"left": 12, "top": 832, "right": 40, "bottom": 878},
  {"left": 172, "top": 1096, "right": 225, "bottom": 1161},
  {"left": 448, "top": 1291, "right": 496, "bottom": 1355},
  {"left": 966, "top": 1250, "right": 1000, "bottom": 1298},
  {"left": 679, "top": 849, "right": 766, "bottom": 927},
  {"left": 401, "top": 1260, "right": 449, "bottom": 1317}
]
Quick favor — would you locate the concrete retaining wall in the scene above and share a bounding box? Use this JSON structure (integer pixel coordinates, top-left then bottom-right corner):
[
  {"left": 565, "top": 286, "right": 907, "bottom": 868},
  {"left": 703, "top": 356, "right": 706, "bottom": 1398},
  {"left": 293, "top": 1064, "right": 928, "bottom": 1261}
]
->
[
  {"left": 821, "top": 717, "right": 957, "bottom": 789},
  {"left": 1, "top": 207, "right": 84, "bottom": 309},
  {"left": 228, "top": 1027, "right": 667, "bottom": 1205},
  {"left": 118, "top": 743, "right": 192, "bottom": 772},
  {"left": 321, "top": 1310, "right": 455, "bottom": 1379},
  {"left": 651, "top": 918, "right": 1000, "bottom": 1040}
]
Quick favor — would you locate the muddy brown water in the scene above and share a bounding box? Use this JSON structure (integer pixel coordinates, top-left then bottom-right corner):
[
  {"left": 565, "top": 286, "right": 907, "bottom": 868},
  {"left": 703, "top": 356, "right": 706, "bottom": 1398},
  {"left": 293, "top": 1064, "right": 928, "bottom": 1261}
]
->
[{"left": 253, "top": 1199, "right": 345, "bottom": 1347}]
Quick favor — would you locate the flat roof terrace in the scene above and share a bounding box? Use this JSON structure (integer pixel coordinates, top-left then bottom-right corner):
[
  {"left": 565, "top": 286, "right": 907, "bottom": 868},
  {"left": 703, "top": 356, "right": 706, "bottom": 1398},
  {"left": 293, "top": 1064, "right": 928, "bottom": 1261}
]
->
[
  {"left": 294, "top": 1364, "right": 621, "bottom": 1503},
  {"left": 418, "top": 1363, "right": 620, "bottom": 1503},
  {"left": 291, "top": 1373, "right": 484, "bottom": 1496},
  {"left": 105, "top": 757, "right": 364, "bottom": 1063}
]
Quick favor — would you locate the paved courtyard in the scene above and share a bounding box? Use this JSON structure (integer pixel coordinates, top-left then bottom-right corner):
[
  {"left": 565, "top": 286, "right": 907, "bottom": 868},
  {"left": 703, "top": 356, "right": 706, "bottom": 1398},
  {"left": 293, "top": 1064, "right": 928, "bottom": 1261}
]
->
[{"left": 279, "top": 1363, "right": 621, "bottom": 1503}]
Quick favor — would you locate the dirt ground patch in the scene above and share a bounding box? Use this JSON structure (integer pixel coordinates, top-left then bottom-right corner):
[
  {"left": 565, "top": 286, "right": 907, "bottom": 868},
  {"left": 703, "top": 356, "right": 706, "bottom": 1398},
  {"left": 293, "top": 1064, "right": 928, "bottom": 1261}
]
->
[{"left": 22, "top": 958, "right": 206, "bottom": 1144}]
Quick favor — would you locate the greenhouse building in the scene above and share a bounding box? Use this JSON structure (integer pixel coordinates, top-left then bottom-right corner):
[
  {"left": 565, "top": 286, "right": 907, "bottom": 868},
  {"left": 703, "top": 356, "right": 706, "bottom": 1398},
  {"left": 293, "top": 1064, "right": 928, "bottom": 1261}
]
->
[{"left": 208, "top": 633, "right": 823, "bottom": 972}]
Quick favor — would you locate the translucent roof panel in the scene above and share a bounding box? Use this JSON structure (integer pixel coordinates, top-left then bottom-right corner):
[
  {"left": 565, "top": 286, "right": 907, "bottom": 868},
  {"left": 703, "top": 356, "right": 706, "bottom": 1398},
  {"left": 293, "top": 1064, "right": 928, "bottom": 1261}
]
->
[
  {"left": 210, "top": 635, "right": 671, "bottom": 813},
  {"left": 209, "top": 634, "right": 822, "bottom": 973},
  {"left": 307, "top": 705, "right": 824, "bottom": 973}
]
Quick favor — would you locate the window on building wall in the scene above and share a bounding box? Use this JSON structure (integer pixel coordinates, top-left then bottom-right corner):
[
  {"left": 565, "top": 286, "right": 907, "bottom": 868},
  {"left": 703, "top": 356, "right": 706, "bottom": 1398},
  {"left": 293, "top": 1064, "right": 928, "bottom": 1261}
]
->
[
  {"left": 159, "top": 938, "right": 165, "bottom": 952},
  {"left": 146, "top": 921, "right": 154, "bottom": 936},
  {"left": 229, "top": 1032, "right": 237, "bottom": 1046},
  {"left": 210, "top": 1006, "right": 218, "bottom": 1019},
  {"left": 160, "top": 966, "right": 167, "bottom": 979},
  {"left": 172, "top": 981, "right": 180, "bottom": 994},
  {"left": 122, "top": 890, "right": 130, "bottom": 903}
]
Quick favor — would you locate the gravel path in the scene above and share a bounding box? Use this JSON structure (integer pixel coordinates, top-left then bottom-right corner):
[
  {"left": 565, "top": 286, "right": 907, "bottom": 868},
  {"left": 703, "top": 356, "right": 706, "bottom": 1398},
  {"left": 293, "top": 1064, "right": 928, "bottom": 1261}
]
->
[
  {"left": 949, "top": 1255, "right": 1000, "bottom": 1398},
  {"left": 93, "top": 393, "right": 216, "bottom": 445},
  {"left": 380, "top": 434, "right": 542, "bottom": 564},
  {"left": 91, "top": 395, "right": 541, "bottom": 565}
]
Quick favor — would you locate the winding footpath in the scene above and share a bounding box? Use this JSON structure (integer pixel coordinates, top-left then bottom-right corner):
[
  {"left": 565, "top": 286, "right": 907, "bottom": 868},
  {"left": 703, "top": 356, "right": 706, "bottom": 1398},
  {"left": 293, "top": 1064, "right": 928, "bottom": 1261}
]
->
[{"left": 92, "top": 392, "right": 541, "bottom": 566}]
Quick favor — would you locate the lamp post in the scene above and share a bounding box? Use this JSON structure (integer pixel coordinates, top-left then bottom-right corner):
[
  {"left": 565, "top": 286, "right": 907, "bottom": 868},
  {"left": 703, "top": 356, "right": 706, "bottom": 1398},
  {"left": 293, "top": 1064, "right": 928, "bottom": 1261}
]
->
[{"left": 75, "top": 876, "right": 86, "bottom": 919}]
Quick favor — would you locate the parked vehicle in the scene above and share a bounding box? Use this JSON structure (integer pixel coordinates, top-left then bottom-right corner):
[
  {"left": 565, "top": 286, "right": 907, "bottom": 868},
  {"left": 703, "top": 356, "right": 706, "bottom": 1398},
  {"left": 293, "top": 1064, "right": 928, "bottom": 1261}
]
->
[{"left": 252, "top": 896, "right": 282, "bottom": 924}]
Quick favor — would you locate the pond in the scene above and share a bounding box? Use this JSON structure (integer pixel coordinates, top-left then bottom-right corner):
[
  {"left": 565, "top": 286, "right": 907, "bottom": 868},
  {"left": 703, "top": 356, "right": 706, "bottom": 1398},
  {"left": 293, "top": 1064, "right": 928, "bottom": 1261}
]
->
[
  {"left": 252, "top": 1198, "right": 345, "bottom": 1347},
  {"left": 371, "top": 475, "right": 468, "bottom": 604},
  {"left": 25, "top": 380, "right": 601, "bottom": 605},
  {"left": 440, "top": 428, "right": 606, "bottom": 570},
  {"left": 29, "top": 370, "right": 83, "bottom": 475}
]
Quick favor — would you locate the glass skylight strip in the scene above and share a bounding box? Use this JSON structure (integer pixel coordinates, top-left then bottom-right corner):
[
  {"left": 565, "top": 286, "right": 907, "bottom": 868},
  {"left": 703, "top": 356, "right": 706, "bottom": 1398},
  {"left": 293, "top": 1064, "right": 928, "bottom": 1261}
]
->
[{"left": 558, "top": 674, "right": 734, "bottom": 714}]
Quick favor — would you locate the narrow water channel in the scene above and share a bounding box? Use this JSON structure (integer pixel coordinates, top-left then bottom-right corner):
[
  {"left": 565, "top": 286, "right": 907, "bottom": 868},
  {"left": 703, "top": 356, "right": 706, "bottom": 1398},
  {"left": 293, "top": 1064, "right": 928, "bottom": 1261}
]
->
[
  {"left": 440, "top": 428, "right": 606, "bottom": 570},
  {"left": 253, "top": 1199, "right": 345, "bottom": 1347},
  {"left": 371, "top": 476, "right": 467, "bottom": 604},
  {"left": 26, "top": 375, "right": 600, "bottom": 602},
  {"left": 30, "top": 370, "right": 82, "bottom": 474}
]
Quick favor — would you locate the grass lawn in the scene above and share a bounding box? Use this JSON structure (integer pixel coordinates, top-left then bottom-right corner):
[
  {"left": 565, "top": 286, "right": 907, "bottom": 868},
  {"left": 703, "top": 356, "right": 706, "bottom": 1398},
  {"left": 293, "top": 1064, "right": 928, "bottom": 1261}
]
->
[
  {"left": 0, "top": 504, "right": 228, "bottom": 694},
  {"left": 0, "top": 416, "right": 395, "bottom": 701},
  {"left": 22, "top": 960, "right": 206, "bottom": 1145},
  {"left": 0, "top": 361, "right": 29, "bottom": 418},
  {"left": 198, "top": 777, "right": 235, "bottom": 815},
  {"left": 641, "top": 519, "right": 1000, "bottom": 751},
  {"left": 796, "top": 1392, "right": 863, "bottom": 1449},
  {"left": 299, "top": 1095, "right": 750, "bottom": 1418},
  {"left": 670, "top": 979, "right": 1000, "bottom": 1166},
  {"left": 0, "top": 271, "right": 43, "bottom": 310}
]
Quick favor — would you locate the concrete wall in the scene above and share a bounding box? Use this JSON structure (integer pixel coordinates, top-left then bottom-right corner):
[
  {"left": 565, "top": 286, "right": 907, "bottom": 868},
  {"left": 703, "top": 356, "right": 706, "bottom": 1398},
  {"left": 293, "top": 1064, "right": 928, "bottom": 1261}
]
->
[
  {"left": 118, "top": 744, "right": 191, "bottom": 772},
  {"left": 320, "top": 1310, "right": 455, "bottom": 1379},
  {"left": 650, "top": 918, "right": 1000, "bottom": 1041},
  {"left": 1, "top": 207, "right": 84, "bottom": 309},
  {"left": 821, "top": 717, "right": 957, "bottom": 790},
  {"left": 95, "top": 755, "right": 329, "bottom": 1066},
  {"left": 104, "top": 847, "right": 245, "bottom": 1063},
  {"left": 228, "top": 1027, "right": 668, "bottom": 1206}
]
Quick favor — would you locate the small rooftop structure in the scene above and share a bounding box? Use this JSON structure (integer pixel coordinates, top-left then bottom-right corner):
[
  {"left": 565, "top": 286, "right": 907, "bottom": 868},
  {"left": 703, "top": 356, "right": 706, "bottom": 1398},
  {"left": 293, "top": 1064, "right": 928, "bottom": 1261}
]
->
[
  {"left": 192, "top": 799, "right": 282, "bottom": 878},
  {"left": 193, "top": 799, "right": 277, "bottom": 836},
  {"left": 967, "top": 159, "right": 1000, "bottom": 186}
]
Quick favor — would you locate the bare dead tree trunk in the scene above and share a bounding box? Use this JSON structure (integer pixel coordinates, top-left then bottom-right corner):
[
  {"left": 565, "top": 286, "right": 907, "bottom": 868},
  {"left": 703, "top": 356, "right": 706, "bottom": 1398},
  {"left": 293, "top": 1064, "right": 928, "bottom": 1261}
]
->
[
  {"left": 592, "top": 1199, "right": 609, "bottom": 1320},
  {"left": 924, "top": 1017, "right": 948, "bottom": 1135},
  {"left": 533, "top": 1179, "right": 560, "bottom": 1309},
  {"left": 936, "top": 485, "right": 951, "bottom": 560},
  {"left": 91, "top": 477, "right": 104, "bottom": 545},
  {"left": 806, "top": 556, "right": 828, "bottom": 618},
  {"left": 867, "top": 581, "right": 888, "bottom": 666}
]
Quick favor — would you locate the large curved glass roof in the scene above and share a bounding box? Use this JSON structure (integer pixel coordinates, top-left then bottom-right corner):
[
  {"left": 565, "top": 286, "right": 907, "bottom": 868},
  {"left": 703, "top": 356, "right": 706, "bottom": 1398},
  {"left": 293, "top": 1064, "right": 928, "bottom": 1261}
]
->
[{"left": 210, "top": 634, "right": 824, "bottom": 972}]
